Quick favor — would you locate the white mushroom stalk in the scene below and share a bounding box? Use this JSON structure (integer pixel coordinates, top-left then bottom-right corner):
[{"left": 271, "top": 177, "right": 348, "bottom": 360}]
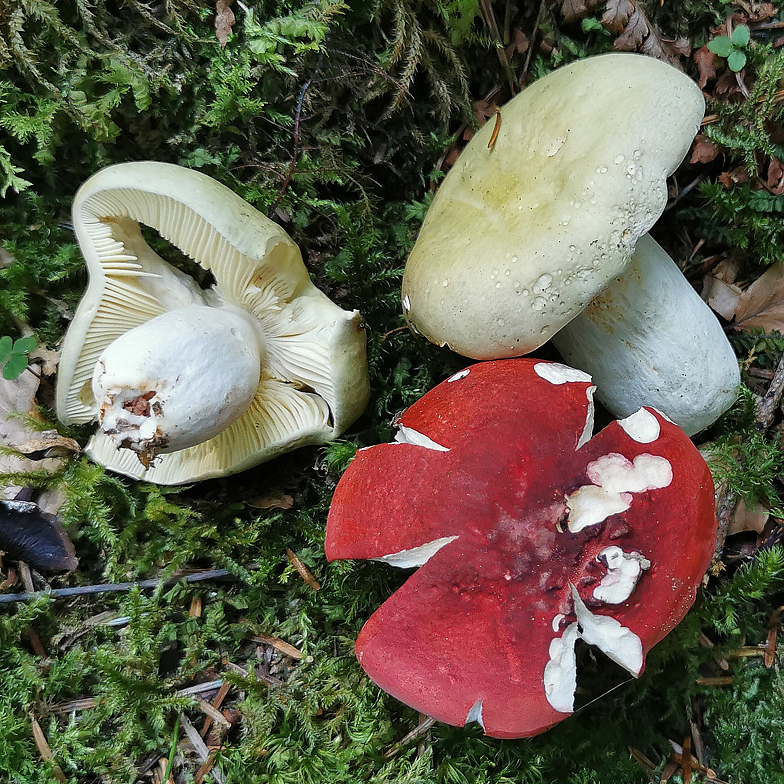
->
[
  {"left": 56, "top": 162, "right": 369, "bottom": 484},
  {"left": 552, "top": 235, "right": 740, "bottom": 435}
]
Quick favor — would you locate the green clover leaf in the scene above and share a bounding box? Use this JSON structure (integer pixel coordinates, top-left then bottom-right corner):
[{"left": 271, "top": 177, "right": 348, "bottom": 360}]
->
[{"left": 708, "top": 36, "right": 734, "bottom": 58}]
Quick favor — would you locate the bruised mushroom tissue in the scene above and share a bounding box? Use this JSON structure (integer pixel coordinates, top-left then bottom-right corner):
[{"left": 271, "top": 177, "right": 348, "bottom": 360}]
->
[{"left": 325, "top": 359, "right": 717, "bottom": 738}]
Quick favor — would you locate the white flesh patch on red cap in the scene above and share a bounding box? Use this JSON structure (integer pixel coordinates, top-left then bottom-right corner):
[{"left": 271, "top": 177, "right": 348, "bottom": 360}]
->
[
  {"left": 447, "top": 369, "right": 471, "bottom": 383},
  {"left": 393, "top": 426, "right": 450, "bottom": 452},
  {"left": 566, "top": 452, "right": 673, "bottom": 533},
  {"left": 572, "top": 588, "right": 643, "bottom": 676},
  {"left": 618, "top": 408, "right": 661, "bottom": 443},
  {"left": 465, "top": 698, "right": 485, "bottom": 729},
  {"left": 543, "top": 622, "right": 580, "bottom": 713},
  {"left": 373, "top": 535, "right": 458, "bottom": 569},
  {"left": 577, "top": 386, "right": 597, "bottom": 449},
  {"left": 534, "top": 362, "right": 593, "bottom": 385},
  {"left": 593, "top": 546, "right": 651, "bottom": 604},
  {"left": 543, "top": 588, "right": 644, "bottom": 713}
]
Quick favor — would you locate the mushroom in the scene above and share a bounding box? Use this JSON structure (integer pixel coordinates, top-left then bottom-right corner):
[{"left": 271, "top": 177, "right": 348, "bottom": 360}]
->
[
  {"left": 401, "top": 54, "right": 705, "bottom": 359},
  {"left": 56, "top": 162, "right": 369, "bottom": 484},
  {"left": 326, "top": 359, "right": 716, "bottom": 739},
  {"left": 551, "top": 235, "right": 740, "bottom": 436}
]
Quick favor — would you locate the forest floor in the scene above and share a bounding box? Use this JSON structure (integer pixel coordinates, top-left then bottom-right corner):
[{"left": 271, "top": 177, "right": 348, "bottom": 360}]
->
[{"left": 1, "top": 1, "right": 784, "bottom": 782}]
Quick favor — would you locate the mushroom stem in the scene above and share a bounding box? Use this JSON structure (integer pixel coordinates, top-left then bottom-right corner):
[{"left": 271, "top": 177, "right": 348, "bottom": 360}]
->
[
  {"left": 551, "top": 235, "right": 740, "bottom": 436},
  {"left": 93, "top": 305, "right": 263, "bottom": 466}
]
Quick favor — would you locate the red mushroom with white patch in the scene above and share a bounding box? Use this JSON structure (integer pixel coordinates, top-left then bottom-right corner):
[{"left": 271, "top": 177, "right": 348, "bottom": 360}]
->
[{"left": 325, "top": 359, "right": 716, "bottom": 739}]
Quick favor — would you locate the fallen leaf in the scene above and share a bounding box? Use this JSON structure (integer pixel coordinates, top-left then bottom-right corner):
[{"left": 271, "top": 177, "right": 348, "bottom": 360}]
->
[
  {"left": 247, "top": 492, "right": 294, "bottom": 510},
  {"left": 728, "top": 498, "right": 770, "bottom": 535},
  {"left": 690, "top": 134, "right": 720, "bottom": 164},
  {"left": 215, "top": 0, "right": 235, "bottom": 48},
  {"left": 602, "top": 0, "right": 674, "bottom": 64},
  {"left": 702, "top": 276, "right": 742, "bottom": 320},
  {"left": 733, "top": 263, "right": 784, "bottom": 332},
  {"left": 715, "top": 70, "right": 740, "bottom": 96},
  {"left": 504, "top": 28, "right": 529, "bottom": 59},
  {"left": 768, "top": 158, "right": 784, "bottom": 194},
  {"left": 694, "top": 44, "right": 718, "bottom": 88},
  {"left": 718, "top": 165, "right": 749, "bottom": 188},
  {"left": 28, "top": 344, "right": 59, "bottom": 377},
  {"left": 0, "top": 370, "right": 65, "bottom": 497},
  {"left": 286, "top": 547, "right": 321, "bottom": 591},
  {"left": 560, "top": 0, "right": 601, "bottom": 23},
  {"left": 664, "top": 36, "right": 691, "bottom": 57},
  {"left": 602, "top": 0, "right": 634, "bottom": 33}
]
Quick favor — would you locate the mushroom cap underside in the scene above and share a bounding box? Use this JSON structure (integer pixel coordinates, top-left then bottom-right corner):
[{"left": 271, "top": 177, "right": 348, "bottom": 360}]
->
[
  {"left": 326, "top": 359, "right": 716, "bottom": 738},
  {"left": 56, "top": 162, "right": 369, "bottom": 484}
]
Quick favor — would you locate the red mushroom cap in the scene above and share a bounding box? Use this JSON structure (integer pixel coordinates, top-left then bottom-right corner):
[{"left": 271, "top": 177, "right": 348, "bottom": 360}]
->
[{"left": 325, "top": 359, "right": 716, "bottom": 739}]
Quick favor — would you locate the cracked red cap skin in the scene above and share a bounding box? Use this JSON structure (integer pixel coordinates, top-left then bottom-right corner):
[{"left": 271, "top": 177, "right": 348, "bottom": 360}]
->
[{"left": 325, "top": 359, "right": 717, "bottom": 739}]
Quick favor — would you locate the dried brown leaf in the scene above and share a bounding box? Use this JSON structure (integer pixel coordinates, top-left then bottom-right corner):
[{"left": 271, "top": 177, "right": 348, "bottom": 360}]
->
[
  {"left": 728, "top": 498, "right": 770, "bottom": 535},
  {"left": 718, "top": 165, "right": 749, "bottom": 188},
  {"left": 248, "top": 492, "right": 294, "bottom": 510},
  {"left": 560, "top": 0, "right": 601, "bottom": 23},
  {"left": 0, "top": 372, "right": 65, "bottom": 496},
  {"left": 664, "top": 36, "right": 691, "bottom": 57},
  {"left": 690, "top": 134, "right": 720, "bottom": 164},
  {"left": 768, "top": 157, "right": 784, "bottom": 194},
  {"left": 733, "top": 263, "right": 784, "bottom": 332},
  {"left": 694, "top": 44, "right": 718, "bottom": 88},
  {"left": 286, "top": 547, "right": 321, "bottom": 591},
  {"left": 702, "top": 276, "right": 741, "bottom": 320},
  {"left": 615, "top": 8, "right": 649, "bottom": 51},
  {"left": 504, "top": 28, "right": 529, "bottom": 59},
  {"left": 602, "top": 0, "right": 634, "bottom": 33},
  {"left": 215, "top": 0, "right": 235, "bottom": 48}
]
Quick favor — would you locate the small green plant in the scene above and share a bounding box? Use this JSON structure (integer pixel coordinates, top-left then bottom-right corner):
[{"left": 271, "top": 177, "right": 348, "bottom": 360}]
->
[
  {"left": 708, "top": 24, "right": 750, "bottom": 72},
  {"left": 0, "top": 335, "right": 35, "bottom": 380}
]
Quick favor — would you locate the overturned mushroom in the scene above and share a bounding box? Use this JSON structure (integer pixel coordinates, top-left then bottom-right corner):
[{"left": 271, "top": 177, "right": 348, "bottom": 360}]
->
[
  {"left": 401, "top": 54, "right": 705, "bottom": 359},
  {"left": 326, "top": 360, "right": 716, "bottom": 739},
  {"left": 56, "top": 162, "right": 369, "bottom": 484},
  {"left": 551, "top": 235, "right": 740, "bottom": 436}
]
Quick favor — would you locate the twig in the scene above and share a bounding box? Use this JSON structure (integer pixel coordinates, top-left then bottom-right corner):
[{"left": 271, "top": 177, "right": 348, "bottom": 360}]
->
[
  {"left": 175, "top": 680, "right": 225, "bottom": 698},
  {"left": 0, "top": 566, "right": 258, "bottom": 604},
  {"left": 253, "top": 634, "right": 303, "bottom": 660},
  {"left": 29, "top": 713, "right": 66, "bottom": 782},
  {"left": 478, "top": 0, "right": 516, "bottom": 94},
  {"left": 664, "top": 174, "right": 707, "bottom": 211},
  {"left": 754, "top": 350, "right": 784, "bottom": 431},
  {"left": 712, "top": 485, "right": 739, "bottom": 562},
  {"left": 521, "top": 0, "right": 547, "bottom": 86},
  {"left": 181, "top": 714, "right": 225, "bottom": 784},
  {"left": 383, "top": 715, "right": 436, "bottom": 759},
  {"left": 200, "top": 681, "right": 232, "bottom": 739},
  {"left": 270, "top": 54, "right": 323, "bottom": 213},
  {"left": 286, "top": 548, "right": 321, "bottom": 591},
  {"left": 194, "top": 695, "right": 232, "bottom": 729}
]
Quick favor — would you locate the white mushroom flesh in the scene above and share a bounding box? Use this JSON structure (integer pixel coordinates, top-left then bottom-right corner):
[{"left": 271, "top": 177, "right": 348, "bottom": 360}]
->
[
  {"left": 566, "top": 453, "right": 673, "bottom": 533},
  {"left": 93, "top": 306, "right": 263, "bottom": 463}
]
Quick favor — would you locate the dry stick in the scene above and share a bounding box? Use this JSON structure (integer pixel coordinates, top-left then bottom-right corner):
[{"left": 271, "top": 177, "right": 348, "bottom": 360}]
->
[
  {"left": 754, "top": 350, "right": 784, "bottom": 431},
  {"left": 0, "top": 566, "right": 258, "bottom": 604},
  {"left": 29, "top": 713, "right": 67, "bottom": 783},
  {"left": 269, "top": 53, "right": 323, "bottom": 213},
  {"left": 181, "top": 714, "right": 226, "bottom": 784},
  {"left": 383, "top": 715, "right": 437, "bottom": 759},
  {"left": 520, "top": 0, "right": 547, "bottom": 85},
  {"left": 478, "top": 0, "right": 516, "bottom": 94},
  {"left": 712, "top": 483, "right": 739, "bottom": 563},
  {"left": 200, "top": 681, "right": 232, "bottom": 739}
]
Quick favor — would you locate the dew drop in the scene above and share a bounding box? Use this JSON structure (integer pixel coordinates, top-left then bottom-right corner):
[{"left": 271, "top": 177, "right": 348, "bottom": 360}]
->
[
  {"left": 442, "top": 278, "right": 450, "bottom": 287},
  {"left": 532, "top": 296, "right": 546, "bottom": 311},
  {"left": 505, "top": 269, "right": 511, "bottom": 276},
  {"left": 497, "top": 318, "right": 506, "bottom": 326},
  {"left": 511, "top": 255, "right": 519, "bottom": 263},
  {"left": 495, "top": 281, "right": 502, "bottom": 289},
  {"left": 614, "top": 154, "right": 625, "bottom": 164}
]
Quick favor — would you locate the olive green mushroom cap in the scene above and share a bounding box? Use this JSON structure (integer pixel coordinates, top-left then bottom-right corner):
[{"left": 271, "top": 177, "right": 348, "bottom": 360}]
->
[
  {"left": 56, "top": 162, "right": 369, "bottom": 484},
  {"left": 401, "top": 53, "right": 705, "bottom": 359}
]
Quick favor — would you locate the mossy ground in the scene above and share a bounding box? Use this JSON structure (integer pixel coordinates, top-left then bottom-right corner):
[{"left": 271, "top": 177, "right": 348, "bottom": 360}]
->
[{"left": 1, "top": 1, "right": 784, "bottom": 782}]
